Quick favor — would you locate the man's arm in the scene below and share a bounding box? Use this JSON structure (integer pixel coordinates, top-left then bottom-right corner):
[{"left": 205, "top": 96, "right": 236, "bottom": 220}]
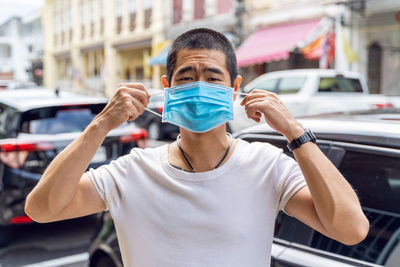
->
[
  {"left": 285, "top": 139, "right": 369, "bottom": 245},
  {"left": 25, "top": 84, "right": 149, "bottom": 223},
  {"left": 241, "top": 90, "right": 369, "bottom": 245}
]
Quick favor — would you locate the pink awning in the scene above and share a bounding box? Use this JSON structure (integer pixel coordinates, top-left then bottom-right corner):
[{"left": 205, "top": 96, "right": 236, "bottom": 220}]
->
[{"left": 236, "top": 19, "right": 321, "bottom": 67}]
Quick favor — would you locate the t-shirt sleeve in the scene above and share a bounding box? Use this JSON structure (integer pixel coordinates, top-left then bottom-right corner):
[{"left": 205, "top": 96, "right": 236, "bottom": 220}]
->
[
  {"left": 275, "top": 150, "right": 307, "bottom": 215},
  {"left": 85, "top": 153, "right": 132, "bottom": 215}
]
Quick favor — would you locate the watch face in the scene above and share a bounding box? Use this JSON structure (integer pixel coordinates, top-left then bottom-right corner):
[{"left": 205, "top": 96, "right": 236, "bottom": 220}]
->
[{"left": 306, "top": 129, "right": 317, "bottom": 141}]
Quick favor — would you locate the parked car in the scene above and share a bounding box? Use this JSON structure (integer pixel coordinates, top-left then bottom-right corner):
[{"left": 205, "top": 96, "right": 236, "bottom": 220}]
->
[
  {"left": 388, "top": 96, "right": 400, "bottom": 108},
  {"left": 229, "top": 69, "right": 395, "bottom": 133},
  {"left": 0, "top": 89, "right": 148, "bottom": 247},
  {"left": 88, "top": 109, "right": 400, "bottom": 267},
  {"left": 134, "top": 89, "right": 179, "bottom": 140},
  {"left": 0, "top": 80, "right": 38, "bottom": 90}
]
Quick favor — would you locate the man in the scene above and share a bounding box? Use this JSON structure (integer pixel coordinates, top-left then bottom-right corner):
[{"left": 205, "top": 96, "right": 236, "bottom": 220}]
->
[{"left": 25, "top": 28, "right": 369, "bottom": 266}]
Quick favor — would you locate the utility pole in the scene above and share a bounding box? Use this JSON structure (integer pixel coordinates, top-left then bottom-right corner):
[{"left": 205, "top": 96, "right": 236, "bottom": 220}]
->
[{"left": 234, "top": 0, "right": 246, "bottom": 47}]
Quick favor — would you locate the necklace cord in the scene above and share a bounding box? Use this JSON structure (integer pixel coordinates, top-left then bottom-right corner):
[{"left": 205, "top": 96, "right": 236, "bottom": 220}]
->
[{"left": 176, "top": 133, "right": 233, "bottom": 172}]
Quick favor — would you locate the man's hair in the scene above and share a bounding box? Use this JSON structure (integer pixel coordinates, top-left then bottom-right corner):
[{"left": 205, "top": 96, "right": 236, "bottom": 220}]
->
[{"left": 166, "top": 28, "right": 238, "bottom": 86}]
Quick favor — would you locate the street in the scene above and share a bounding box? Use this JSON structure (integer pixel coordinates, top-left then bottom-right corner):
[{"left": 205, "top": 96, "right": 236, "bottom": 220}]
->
[
  {"left": 0, "top": 139, "right": 170, "bottom": 267},
  {"left": 0, "top": 215, "right": 95, "bottom": 267}
]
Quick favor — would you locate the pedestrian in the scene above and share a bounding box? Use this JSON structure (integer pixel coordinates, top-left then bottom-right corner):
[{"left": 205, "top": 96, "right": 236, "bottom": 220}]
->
[{"left": 25, "top": 28, "right": 369, "bottom": 267}]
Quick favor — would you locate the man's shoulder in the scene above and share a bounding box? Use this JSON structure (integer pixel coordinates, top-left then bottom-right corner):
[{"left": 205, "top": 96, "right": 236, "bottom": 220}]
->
[
  {"left": 234, "top": 139, "right": 283, "bottom": 165},
  {"left": 237, "top": 138, "right": 282, "bottom": 154},
  {"left": 129, "top": 144, "right": 167, "bottom": 160}
]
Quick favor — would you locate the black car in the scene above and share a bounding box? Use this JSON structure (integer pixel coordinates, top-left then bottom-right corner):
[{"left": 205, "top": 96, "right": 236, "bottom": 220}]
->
[
  {"left": 134, "top": 89, "right": 179, "bottom": 140},
  {"left": 88, "top": 109, "right": 400, "bottom": 267},
  {"left": 0, "top": 89, "right": 148, "bottom": 247}
]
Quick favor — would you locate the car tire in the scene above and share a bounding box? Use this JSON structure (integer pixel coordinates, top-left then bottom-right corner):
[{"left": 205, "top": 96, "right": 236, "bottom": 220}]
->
[
  {"left": 0, "top": 225, "right": 13, "bottom": 247},
  {"left": 148, "top": 121, "right": 162, "bottom": 140}
]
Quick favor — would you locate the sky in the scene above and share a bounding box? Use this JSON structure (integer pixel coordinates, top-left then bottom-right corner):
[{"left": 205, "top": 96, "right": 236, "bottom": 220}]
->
[{"left": 0, "top": 0, "right": 44, "bottom": 25}]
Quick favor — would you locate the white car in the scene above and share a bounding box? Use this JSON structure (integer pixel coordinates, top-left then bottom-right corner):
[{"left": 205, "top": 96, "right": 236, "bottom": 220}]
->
[{"left": 229, "top": 69, "right": 394, "bottom": 133}]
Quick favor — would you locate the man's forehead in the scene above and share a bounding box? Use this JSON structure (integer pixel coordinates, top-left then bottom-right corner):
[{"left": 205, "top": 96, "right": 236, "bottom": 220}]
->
[{"left": 175, "top": 49, "right": 228, "bottom": 72}]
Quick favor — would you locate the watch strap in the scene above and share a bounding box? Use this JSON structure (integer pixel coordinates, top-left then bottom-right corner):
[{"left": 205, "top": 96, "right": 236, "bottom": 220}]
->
[{"left": 287, "top": 129, "right": 316, "bottom": 152}]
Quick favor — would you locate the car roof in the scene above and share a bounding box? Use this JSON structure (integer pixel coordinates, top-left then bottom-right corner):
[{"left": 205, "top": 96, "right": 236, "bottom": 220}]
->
[
  {"left": 259, "top": 69, "right": 362, "bottom": 78},
  {"left": 0, "top": 89, "right": 109, "bottom": 112},
  {"left": 236, "top": 112, "right": 400, "bottom": 149},
  {"left": 243, "top": 69, "right": 364, "bottom": 91}
]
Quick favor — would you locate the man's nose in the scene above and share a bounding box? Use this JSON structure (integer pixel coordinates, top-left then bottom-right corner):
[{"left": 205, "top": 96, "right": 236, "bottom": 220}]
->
[{"left": 196, "top": 76, "right": 207, "bottom": 83}]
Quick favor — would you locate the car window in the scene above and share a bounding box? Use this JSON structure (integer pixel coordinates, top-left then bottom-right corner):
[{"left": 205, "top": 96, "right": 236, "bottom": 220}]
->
[
  {"left": 275, "top": 148, "right": 400, "bottom": 266},
  {"left": 0, "top": 104, "right": 8, "bottom": 138},
  {"left": 0, "top": 104, "right": 17, "bottom": 138},
  {"left": 277, "top": 76, "right": 305, "bottom": 94},
  {"left": 245, "top": 78, "right": 278, "bottom": 93},
  {"left": 20, "top": 104, "right": 105, "bottom": 134},
  {"left": 150, "top": 94, "right": 164, "bottom": 103},
  {"left": 318, "top": 77, "right": 363, "bottom": 93}
]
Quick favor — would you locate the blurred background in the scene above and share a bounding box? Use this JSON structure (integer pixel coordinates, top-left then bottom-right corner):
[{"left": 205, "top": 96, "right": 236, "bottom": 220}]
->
[
  {"left": 0, "top": 0, "right": 399, "bottom": 96},
  {"left": 1, "top": 1, "right": 400, "bottom": 267}
]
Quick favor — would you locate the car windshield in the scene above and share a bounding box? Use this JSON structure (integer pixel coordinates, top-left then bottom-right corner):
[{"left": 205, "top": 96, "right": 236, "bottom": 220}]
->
[
  {"left": 318, "top": 76, "right": 363, "bottom": 93},
  {"left": 20, "top": 105, "right": 105, "bottom": 134}
]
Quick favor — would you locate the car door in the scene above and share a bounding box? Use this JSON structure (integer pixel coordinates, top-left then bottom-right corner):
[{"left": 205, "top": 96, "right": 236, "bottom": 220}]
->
[
  {"left": 238, "top": 134, "right": 332, "bottom": 266},
  {"left": 273, "top": 142, "right": 400, "bottom": 267}
]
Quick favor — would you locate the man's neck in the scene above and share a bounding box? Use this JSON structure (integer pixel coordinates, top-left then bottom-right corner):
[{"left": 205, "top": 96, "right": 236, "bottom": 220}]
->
[{"left": 170, "top": 125, "right": 235, "bottom": 172}]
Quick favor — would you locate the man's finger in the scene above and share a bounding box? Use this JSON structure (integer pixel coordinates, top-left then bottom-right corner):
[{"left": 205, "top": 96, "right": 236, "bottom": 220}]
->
[
  {"left": 246, "top": 100, "right": 266, "bottom": 117},
  {"left": 122, "top": 88, "right": 149, "bottom": 106},
  {"left": 126, "top": 101, "right": 140, "bottom": 121},
  {"left": 130, "top": 96, "right": 146, "bottom": 115},
  {"left": 126, "top": 83, "right": 151, "bottom": 98}
]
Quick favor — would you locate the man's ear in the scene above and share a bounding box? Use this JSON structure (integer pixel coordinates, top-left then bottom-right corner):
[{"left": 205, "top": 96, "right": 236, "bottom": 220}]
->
[
  {"left": 161, "top": 75, "right": 170, "bottom": 88},
  {"left": 233, "top": 75, "right": 242, "bottom": 101}
]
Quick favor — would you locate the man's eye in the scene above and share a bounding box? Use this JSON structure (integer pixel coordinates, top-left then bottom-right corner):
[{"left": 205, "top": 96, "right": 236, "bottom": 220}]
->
[
  {"left": 179, "top": 77, "right": 193, "bottom": 81},
  {"left": 208, "top": 78, "right": 221, "bottom": 82}
]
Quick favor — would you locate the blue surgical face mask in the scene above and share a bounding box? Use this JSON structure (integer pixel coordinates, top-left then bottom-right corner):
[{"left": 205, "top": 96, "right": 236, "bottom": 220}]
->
[{"left": 161, "top": 81, "right": 235, "bottom": 133}]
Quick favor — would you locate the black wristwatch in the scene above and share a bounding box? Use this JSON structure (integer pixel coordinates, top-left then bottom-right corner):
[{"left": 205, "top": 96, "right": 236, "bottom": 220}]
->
[{"left": 287, "top": 129, "right": 317, "bottom": 152}]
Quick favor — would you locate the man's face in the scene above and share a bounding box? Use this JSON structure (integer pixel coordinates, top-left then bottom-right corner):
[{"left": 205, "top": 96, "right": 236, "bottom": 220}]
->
[{"left": 170, "top": 49, "right": 232, "bottom": 87}]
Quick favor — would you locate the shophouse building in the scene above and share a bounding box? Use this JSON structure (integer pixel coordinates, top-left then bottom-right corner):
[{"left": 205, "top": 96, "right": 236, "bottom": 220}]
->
[
  {"left": 0, "top": 11, "right": 44, "bottom": 83},
  {"left": 43, "top": 0, "right": 167, "bottom": 96},
  {"left": 350, "top": 0, "right": 400, "bottom": 95}
]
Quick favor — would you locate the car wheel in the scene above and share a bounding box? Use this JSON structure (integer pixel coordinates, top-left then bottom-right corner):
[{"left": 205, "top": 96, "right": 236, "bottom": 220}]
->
[
  {"left": 92, "top": 254, "right": 118, "bottom": 267},
  {"left": 148, "top": 121, "right": 161, "bottom": 140},
  {"left": 0, "top": 225, "right": 13, "bottom": 247}
]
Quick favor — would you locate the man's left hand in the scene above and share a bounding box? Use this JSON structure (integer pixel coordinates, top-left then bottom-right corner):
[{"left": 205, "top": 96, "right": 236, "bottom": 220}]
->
[{"left": 240, "top": 89, "right": 304, "bottom": 141}]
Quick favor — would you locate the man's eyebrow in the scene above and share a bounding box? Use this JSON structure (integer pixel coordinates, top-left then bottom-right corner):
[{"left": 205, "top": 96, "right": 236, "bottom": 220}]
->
[
  {"left": 203, "top": 67, "right": 224, "bottom": 75},
  {"left": 175, "top": 66, "right": 195, "bottom": 76}
]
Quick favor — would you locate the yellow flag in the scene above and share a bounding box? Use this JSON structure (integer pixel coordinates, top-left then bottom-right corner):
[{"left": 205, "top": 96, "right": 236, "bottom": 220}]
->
[{"left": 342, "top": 34, "right": 359, "bottom": 63}]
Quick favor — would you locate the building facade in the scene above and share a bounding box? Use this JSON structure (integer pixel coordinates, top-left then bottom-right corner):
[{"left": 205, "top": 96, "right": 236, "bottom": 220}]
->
[
  {"left": 0, "top": 11, "right": 44, "bottom": 83},
  {"left": 237, "top": 0, "right": 400, "bottom": 95},
  {"left": 237, "top": 0, "right": 348, "bottom": 84},
  {"left": 43, "top": 0, "right": 167, "bottom": 96},
  {"left": 350, "top": 0, "right": 400, "bottom": 95},
  {"left": 43, "top": 0, "right": 238, "bottom": 96}
]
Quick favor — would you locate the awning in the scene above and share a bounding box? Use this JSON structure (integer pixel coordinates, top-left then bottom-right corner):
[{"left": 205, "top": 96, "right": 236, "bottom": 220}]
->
[
  {"left": 236, "top": 19, "right": 321, "bottom": 67},
  {"left": 149, "top": 44, "right": 170, "bottom": 66},
  {"left": 113, "top": 37, "right": 152, "bottom": 51}
]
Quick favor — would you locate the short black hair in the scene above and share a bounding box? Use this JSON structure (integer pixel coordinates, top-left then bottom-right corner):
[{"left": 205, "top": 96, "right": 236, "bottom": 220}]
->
[{"left": 166, "top": 28, "right": 237, "bottom": 86}]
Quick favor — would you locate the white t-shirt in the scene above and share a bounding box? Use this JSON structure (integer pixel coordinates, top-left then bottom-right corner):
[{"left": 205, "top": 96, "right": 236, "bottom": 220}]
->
[{"left": 87, "top": 139, "right": 306, "bottom": 267}]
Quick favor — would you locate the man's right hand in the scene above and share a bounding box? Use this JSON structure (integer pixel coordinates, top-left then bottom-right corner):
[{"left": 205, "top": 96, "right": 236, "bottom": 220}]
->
[{"left": 96, "top": 83, "right": 150, "bottom": 131}]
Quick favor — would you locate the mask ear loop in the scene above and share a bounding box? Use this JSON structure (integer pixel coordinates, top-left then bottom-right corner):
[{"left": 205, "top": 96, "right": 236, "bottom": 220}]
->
[
  {"left": 144, "top": 92, "right": 164, "bottom": 119},
  {"left": 233, "top": 91, "right": 249, "bottom": 117}
]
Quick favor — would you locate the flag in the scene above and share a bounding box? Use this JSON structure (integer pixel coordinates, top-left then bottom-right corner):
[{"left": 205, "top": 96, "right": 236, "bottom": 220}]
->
[
  {"left": 319, "top": 27, "right": 335, "bottom": 69},
  {"left": 298, "top": 18, "right": 335, "bottom": 68},
  {"left": 342, "top": 34, "right": 359, "bottom": 63}
]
